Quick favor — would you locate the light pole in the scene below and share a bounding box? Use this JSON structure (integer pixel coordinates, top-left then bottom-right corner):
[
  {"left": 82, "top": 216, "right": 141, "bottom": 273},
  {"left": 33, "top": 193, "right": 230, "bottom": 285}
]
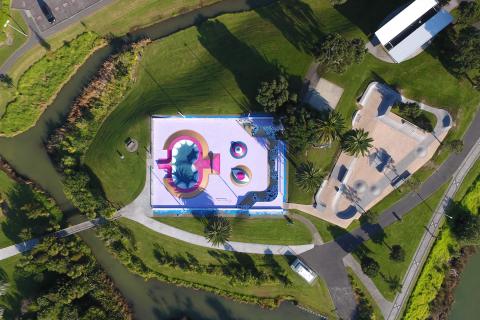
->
[{"left": 3, "top": 19, "right": 28, "bottom": 37}]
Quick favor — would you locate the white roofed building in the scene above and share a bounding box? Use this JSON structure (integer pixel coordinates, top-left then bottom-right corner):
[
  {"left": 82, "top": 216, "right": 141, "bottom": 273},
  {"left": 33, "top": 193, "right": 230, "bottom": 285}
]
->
[
  {"left": 374, "top": 0, "right": 453, "bottom": 63},
  {"left": 290, "top": 258, "right": 317, "bottom": 284}
]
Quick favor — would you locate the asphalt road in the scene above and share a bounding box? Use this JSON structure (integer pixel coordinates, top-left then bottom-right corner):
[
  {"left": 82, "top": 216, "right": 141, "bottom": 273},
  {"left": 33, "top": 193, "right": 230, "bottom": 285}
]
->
[
  {"left": 300, "top": 108, "right": 480, "bottom": 319},
  {"left": 0, "top": 0, "right": 115, "bottom": 74}
]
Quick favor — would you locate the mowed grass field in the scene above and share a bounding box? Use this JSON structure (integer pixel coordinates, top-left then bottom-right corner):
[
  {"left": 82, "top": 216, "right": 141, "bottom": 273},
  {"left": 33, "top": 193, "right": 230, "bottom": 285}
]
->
[
  {"left": 353, "top": 183, "right": 449, "bottom": 301},
  {"left": 119, "top": 218, "right": 337, "bottom": 318},
  {"left": 3, "top": 0, "right": 221, "bottom": 80},
  {"left": 154, "top": 216, "right": 313, "bottom": 244},
  {"left": 84, "top": 0, "right": 480, "bottom": 207}
]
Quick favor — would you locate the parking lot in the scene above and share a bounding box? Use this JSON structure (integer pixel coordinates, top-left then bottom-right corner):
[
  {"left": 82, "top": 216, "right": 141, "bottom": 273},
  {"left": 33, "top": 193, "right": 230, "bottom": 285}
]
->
[{"left": 12, "top": 0, "right": 101, "bottom": 32}]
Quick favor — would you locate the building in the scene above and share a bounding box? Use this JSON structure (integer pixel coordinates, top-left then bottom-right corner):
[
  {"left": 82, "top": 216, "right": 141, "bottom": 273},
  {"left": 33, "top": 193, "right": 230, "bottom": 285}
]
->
[
  {"left": 290, "top": 258, "right": 317, "bottom": 284},
  {"left": 375, "top": 0, "right": 453, "bottom": 63},
  {"left": 150, "top": 115, "right": 287, "bottom": 215}
]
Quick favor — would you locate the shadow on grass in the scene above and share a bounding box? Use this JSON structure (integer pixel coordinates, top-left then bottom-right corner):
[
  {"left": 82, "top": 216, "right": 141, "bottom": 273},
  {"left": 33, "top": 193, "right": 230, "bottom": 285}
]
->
[
  {"left": 197, "top": 19, "right": 283, "bottom": 109},
  {"left": 334, "top": 0, "right": 409, "bottom": 37},
  {"left": 1, "top": 184, "right": 60, "bottom": 243},
  {"left": 253, "top": 0, "right": 324, "bottom": 55}
]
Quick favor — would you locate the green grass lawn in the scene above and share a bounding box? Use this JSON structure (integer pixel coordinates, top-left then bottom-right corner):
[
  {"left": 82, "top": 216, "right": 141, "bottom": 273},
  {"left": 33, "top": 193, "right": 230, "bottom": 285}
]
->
[
  {"left": 118, "top": 218, "right": 337, "bottom": 318},
  {"left": 347, "top": 267, "right": 384, "bottom": 320},
  {"left": 154, "top": 216, "right": 312, "bottom": 245},
  {"left": 84, "top": 0, "right": 479, "bottom": 208},
  {"left": 288, "top": 143, "right": 339, "bottom": 204},
  {"left": 290, "top": 209, "right": 347, "bottom": 243},
  {"left": 0, "top": 32, "right": 105, "bottom": 136},
  {"left": 0, "top": 5, "right": 28, "bottom": 65},
  {"left": 4, "top": 0, "right": 221, "bottom": 82},
  {"left": 353, "top": 183, "right": 449, "bottom": 301}
]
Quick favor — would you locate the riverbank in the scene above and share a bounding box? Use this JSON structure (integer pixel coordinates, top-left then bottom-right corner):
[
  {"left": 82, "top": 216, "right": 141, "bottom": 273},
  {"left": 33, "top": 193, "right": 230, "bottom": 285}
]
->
[
  {"left": 0, "top": 32, "right": 106, "bottom": 136},
  {"left": 96, "top": 218, "right": 337, "bottom": 318}
]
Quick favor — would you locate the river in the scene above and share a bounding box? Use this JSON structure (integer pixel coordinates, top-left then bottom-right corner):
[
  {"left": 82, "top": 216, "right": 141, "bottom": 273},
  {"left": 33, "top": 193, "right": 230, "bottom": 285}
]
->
[
  {"left": 449, "top": 251, "right": 480, "bottom": 320},
  {"left": 0, "top": 0, "right": 323, "bottom": 319}
]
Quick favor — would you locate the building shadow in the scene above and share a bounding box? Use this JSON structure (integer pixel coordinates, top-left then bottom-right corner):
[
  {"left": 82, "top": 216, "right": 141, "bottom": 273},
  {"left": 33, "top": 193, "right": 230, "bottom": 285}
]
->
[
  {"left": 197, "top": 20, "right": 282, "bottom": 109},
  {"left": 334, "top": 0, "right": 409, "bottom": 37},
  {"left": 252, "top": 0, "right": 324, "bottom": 55}
]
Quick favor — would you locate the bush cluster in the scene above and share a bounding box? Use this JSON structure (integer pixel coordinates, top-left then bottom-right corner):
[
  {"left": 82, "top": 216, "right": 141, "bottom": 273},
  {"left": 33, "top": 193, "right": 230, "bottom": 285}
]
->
[
  {"left": 96, "top": 221, "right": 294, "bottom": 308},
  {"left": 47, "top": 40, "right": 150, "bottom": 218},
  {"left": 0, "top": 32, "right": 105, "bottom": 136}
]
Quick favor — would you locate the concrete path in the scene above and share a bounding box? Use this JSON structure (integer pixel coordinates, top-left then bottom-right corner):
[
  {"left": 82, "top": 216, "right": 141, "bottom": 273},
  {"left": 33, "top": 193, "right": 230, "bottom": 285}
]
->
[
  {"left": 125, "top": 213, "right": 313, "bottom": 255},
  {"left": 301, "top": 107, "right": 480, "bottom": 320},
  {"left": 0, "top": 218, "right": 104, "bottom": 260},
  {"left": 0, "top": 0, "right": 115, "bottom": 74},
  {"left": 386, "top": 133, "right": 480, "bottom": 320},
  {"left": 290, "top": 212, "right": 324, "bottom": 245},
  {"left": 343, "top": 254, "right": 392, "bottom": 318}
]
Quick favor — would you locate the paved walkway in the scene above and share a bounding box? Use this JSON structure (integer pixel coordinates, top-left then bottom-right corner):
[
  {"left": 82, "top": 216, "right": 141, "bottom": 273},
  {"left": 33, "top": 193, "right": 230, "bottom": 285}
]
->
[
  {"left": 290, "top": 212, "right": 324, "bottom": 245},
  {"left": 125, "top": 213, "right": 314, "bottom": 255},
  {"left": 0, "top": 0, "right": 115, "bottom": 74},
  {"left": 300, "top": 107, "right": 480, "bottom": 319},
  {"left": 386, "top": 133, "right": 480, "bottom": 320},
  {"left": 343, "top": 254, "right": 392, "bottom": 318}
]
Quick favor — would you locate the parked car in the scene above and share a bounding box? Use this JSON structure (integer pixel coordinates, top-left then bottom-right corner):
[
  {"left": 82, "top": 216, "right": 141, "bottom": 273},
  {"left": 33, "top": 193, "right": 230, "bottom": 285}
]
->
[{"left": 38, "top": 0, "right": 55, "bottom": 23}]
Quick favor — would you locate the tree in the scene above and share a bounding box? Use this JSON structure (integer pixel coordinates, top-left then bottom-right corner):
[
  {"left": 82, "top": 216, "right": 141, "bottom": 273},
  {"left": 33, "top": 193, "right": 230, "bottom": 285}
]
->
[
  {"left": 204, "top": 217, "right": 232, "bottom": 246},
  {"left": 360, "top": 256, "right": 379, "bottom": 277},
  {"left": 318, "top": 111, "right": 345, "bottom": 144},
  {"left": 446, "top": 139, "right": 464, "bottom": 154},
  {"left": 0, "top": 74, "right": 13, "bottom": 88},
  {"left": 450, "top": 27, "right": 480, "bottom": 74},
  {"left": 295, "top": 161, "right": 324, "bottom": 192},
  {"left": 390, "top": 244, "right": 406, "bottom": 261},
  {"left": 457, "top": 1, "right": 480, "bottom": 25},
  {"left": 385, "top": 274, "right": 402, "bottom": 293},
  {"left": 281, "top": 104, "right": 321, "bottom": 153},
  {"left": 314, "top": 33, "right": 366, "bottom": 73},
  {"left": 341, "top": 129, "right": 373, "bottom": 157},
  {"left": 449, "top": 204, "right": 480, "bottom": 243},
  {"left": 256, "top": 75, "right": 296, "bottom": 113}
]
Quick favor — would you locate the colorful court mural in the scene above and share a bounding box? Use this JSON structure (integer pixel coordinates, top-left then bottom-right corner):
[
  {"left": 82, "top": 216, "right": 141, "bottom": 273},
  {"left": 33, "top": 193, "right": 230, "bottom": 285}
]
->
[{"left": 150, "top": 116, "right": 287, "bottom": 214}]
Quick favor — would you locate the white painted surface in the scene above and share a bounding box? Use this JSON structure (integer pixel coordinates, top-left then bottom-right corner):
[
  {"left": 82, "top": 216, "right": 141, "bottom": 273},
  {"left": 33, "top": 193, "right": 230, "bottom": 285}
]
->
[
  {"left": 389, "top": 9, "right": 453, "bottom": 62},
  {"left": 375, "top": 0, "right": 438, "bottom": 45}
]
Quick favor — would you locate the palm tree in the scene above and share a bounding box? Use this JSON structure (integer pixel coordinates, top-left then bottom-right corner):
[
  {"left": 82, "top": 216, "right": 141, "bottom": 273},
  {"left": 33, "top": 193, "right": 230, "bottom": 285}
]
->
[
  {"left": 204, "top": 217, "right": 232, "bottom": 246},
  {"left": 318, "top": 111, "right": 345, "bottom": 144},
  {"left": 341, "top": 129, "right": 373, "bottom": 157},
  {"left": 295, "top": 161, "right": 324, "bottom": 192}
]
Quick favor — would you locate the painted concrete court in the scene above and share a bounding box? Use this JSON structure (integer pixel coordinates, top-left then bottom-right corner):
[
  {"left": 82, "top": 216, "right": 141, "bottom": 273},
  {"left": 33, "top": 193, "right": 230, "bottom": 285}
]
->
[{"left": 314, "top": 82, "right": 451, "bottom": 228}]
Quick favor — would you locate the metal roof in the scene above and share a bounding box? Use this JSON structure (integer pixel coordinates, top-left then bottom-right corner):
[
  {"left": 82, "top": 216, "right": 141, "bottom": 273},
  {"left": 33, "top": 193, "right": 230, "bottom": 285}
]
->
[
  {"left": 388, "top": 9, "right": 453, "bottom": 62},
  {"left": 375, "top": 0, "right": 438, "bottom": 45}
]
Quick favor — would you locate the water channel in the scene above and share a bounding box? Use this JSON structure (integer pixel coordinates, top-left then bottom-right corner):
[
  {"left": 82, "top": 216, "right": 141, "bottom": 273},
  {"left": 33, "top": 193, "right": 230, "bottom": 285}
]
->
[
  {"left": 0, "top": 0, "right": 323, "bottom": 318},
  {"left": 449, "top": 251, "right": 480, "bottom": 320}
]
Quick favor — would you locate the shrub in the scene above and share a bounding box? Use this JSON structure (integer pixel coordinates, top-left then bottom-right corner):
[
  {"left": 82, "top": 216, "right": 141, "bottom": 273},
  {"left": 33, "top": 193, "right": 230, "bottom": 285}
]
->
[
  {"left": 403, "top": 229, "right": 458, "bottom": 319},
  {"left": 389, "top": 244, "right": 406, "bottom": 261},
  {"left": 256, "top": 75, "right": 296, "bottom": 113},
  {"left": 0, "top": 32, "right": 105, "bottom": 136},
  {"left": 457, "top": 1, "right": 480, "bottom": 25},
  {"left": 391, "top": 101, "right": 435, "bottom": 132},
  {"left": 47, "top": 39, "right": 150, "bottom": 217},
  {"left": 360, "top": 256, "right": 380, "bottom": 277},
  {"left": 295, "top": 161, "right": 323, "bottom": 192},
  {"left": 446, "top": 139, "right": 464, "bottom": 154}
]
